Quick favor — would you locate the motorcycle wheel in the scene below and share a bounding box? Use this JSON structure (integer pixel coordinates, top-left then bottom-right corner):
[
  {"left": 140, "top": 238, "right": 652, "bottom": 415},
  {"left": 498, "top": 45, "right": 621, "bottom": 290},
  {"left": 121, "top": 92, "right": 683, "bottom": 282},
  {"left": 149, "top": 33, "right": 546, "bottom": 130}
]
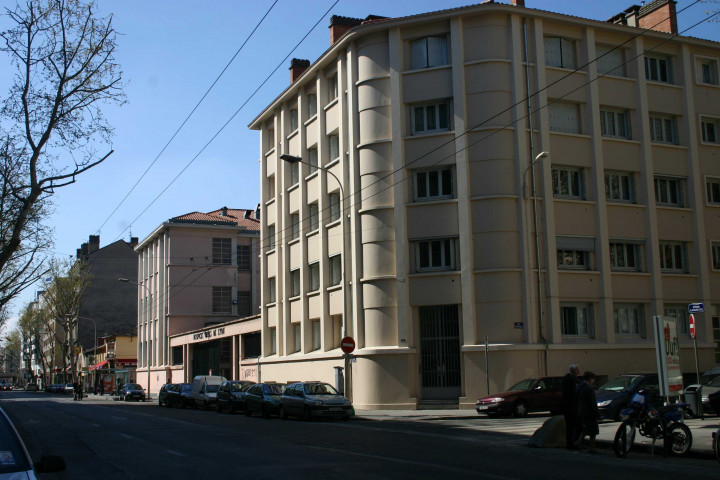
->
[
  {"left": 668, "top": 423, "right": 692, "bottom": 456},
  {"left": 713, "top": 428, "right": 720, "bottom": 463},
  {"left": 613, "top": 420, "right": 636, "bottom": 458}
]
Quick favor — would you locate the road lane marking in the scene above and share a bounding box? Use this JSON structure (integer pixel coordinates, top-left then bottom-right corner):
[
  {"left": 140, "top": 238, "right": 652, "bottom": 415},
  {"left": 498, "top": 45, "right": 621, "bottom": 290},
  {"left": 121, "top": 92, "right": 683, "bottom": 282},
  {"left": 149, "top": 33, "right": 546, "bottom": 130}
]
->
[
  {"left": 166, "top": 449, "right": 184, "bottom": 456},
  {"left": 119, "top": 433, "right": 134, "bottom": 439}
]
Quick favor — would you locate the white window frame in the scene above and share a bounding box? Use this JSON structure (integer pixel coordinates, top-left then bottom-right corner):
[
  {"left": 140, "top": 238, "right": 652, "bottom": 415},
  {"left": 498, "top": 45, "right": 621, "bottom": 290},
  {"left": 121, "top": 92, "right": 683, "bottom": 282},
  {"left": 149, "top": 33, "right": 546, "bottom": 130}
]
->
[
  {"left": 605, "top": 171, "right": 636, "bottom": 203},
  {"left": 289, "top": 161, "right": 299, "bottom": 186},
  {"left": 308, "top": 203, "right": 319, "bottom": 232},
  {"left": 659, "top": 241, "right": 686, "bottom": 272},
  {"left": 557, "top": 249, "right": 591, "bottom": 270},
  {"left": 415, "top": 238, "right": 457, "bottom": 272},
  {"left": 708, "top": 178, "right": 720, "bottom": 205},
  {"left": 552, "top": 166, "right": 584, "bottom": 199},
  {"left": 614, "top": 303, "right": 645, "bottom": 336},
  {"left": 411, "top": 101, "right": 451, "bottom": 135},
  {"left": 609, "top": 242, "right": 642, "bottom": 271},
  {"left": 711, "top": 241, "right": 720, "bottom": 271},
  {"left": 311, "top": 320, "right": 321, "bottom": 351},
  {"left": 645, "top": 54, "right": 672, "bottom": 83},
  {"left": 548, "top": 102, "right": 580, "bottom": 134},
  {"left": 290, "top": 269, "right": 300, "bottom": 298},
  {"left": 267, "top": 225, "right": 276, "bottom": 250},
  {"left": 328, "top": 192, "right": 340, "bottom": 223},
  {"left": 328, "top": 134, "right": 340, "bottom": 163},
  {"left": 293, "top": 323, "right": 301, "bottom": 353},
  {"left": 329, "top": 255, "right": 342, "bottom": 286},
  {"left": 308, "top": 148, "right": 318, "bottom": 175},
  {"left": 410, "top": 35, "right": 448, "bottom": 69},
  {"left": 696, "top": 56, "right": 719, "bottom": 86},
  {"left": 701, "top": 116, "right": 720, "bottom": 144},
  {"left": 560, "top": 303, "right": 593, "bottom": 337},
  {"left": 600, "top": 109, "right": 631, "bottom": 139},
  {"left": 664, "top": 305, "right": 689, "bottom": 335},
  {"left": 268, "top": 277, "right": 276, "bottom": 303},
  {"left": 544, "top": 36, "right": 576, "bottom": 69},
  {"left": 309, "top": 262, "right": 320, "bottom": 291},
  {"left": 290, "top": 213, "right": 300, "bottom": 241},
  {"left": 289, "top": 108, "right": 298, "bottom": 132},
  {"left": 654, "top": 176, "right": 685, "bottom": 207},
  {"left": 328, "top": 73, "right": 338, "bottom": 102},
  {"left": 649, "top": 114, "right": 678, "bottom": 144},
  {"left": 414, "top": 167, "right": 454, "bottom": 201},
  {"left": 307, "top": 93, "right": 318, "bottom": 118},
  {"left": 596, "top": 45, "right": 625, "bottom": 76}
]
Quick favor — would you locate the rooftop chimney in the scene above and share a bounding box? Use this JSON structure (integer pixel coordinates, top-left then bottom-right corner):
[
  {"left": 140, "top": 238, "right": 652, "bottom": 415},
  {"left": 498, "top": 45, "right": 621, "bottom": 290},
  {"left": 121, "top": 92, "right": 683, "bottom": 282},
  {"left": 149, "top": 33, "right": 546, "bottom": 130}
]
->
[
  {"left": 609, "top": 0, "right": 676, "bottom": 33},
  {"left": 220, "top": 206, "right": 228, "bottom": 217},
  {"left": 129, "top": 237, "right": 139, "bottom": 247},
  {"left": 255, "top": 204, "right": 261, "bottom": 220},
  {"left": 329, "top": 15, "right": 363, "bottom": 45},
  {"left": 244, "top": 210, "right": 251, "bottom": 219},
  {"left": 289, "top": 58, "right": 310, "bottom": 83},
  {"left": 510, "top": 0, "right": 525, "bottom": 6}
]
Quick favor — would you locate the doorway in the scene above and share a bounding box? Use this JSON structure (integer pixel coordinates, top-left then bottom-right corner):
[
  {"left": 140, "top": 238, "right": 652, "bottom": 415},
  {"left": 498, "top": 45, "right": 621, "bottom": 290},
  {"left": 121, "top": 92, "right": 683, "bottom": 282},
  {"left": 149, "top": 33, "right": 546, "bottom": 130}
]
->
[{"left": 419, "top": 305, "right": 461, "bottom": 401}]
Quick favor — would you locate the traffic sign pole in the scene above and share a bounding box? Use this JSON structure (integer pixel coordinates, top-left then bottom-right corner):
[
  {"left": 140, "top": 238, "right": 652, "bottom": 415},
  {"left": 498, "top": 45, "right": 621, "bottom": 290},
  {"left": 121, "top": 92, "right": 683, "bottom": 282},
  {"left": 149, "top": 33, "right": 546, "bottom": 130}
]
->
[{"left": 689, "top": 313, "right": 700, "bottom": 393}]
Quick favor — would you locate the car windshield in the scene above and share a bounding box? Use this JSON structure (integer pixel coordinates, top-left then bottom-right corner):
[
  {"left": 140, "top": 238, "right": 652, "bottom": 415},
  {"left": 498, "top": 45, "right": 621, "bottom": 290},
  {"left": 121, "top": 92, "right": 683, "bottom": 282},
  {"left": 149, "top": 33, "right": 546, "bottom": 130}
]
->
[
  {"left": 0, "top": 412, "right": 31, "bottom": 474},
  {"left": 206, "top": 384, "right": 220, "bottom": 393},
  {"left": 263, "top": 384, "right": 284, "bottom": 395},
  {"left": 598, "top": 376, "right": 642, "bottom": 392},
  {"left": 181, "top": 384, "right": 192, "bottom": 392},
  {"left": 125, "top": 384, "right": 142, "bottom": 390},
  {"left": 304, "top": 383, "right": 339, "bottom": 395},
  {"left": 706, "top": 376, "right": 720, "bottom": 388},
  {"left": 508, "top": 379, "right": 536, "bottom": 391}
]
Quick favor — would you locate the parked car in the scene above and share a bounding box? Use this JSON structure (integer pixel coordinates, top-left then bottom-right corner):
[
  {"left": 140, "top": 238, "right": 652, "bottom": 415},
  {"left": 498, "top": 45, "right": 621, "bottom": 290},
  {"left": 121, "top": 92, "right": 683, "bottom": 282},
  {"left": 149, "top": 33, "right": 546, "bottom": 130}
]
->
[
  {"left": 245, "top": 383, "right": 285, "bottom": 418},
  {"left": 0, "top": 383, "right": 12, "bottom": 391},
  {"left": 595, "top": 373, "right": 662, "bottom": 421},
  {"left": 166, "top": 383, "right": 193, "bottom": 408},
  {"left": 191, "top": 375, "right": 226, "bottom": 410},
  {"left": 0, "top": 407, "right": 65, "bottom": 477},
  {"left": 684, "top": 367, "right": 720, "bottom": 414},
  {"left": 216, "top": 381, "right": 255, "bottom": 413},
  {"left": 25, "top": 384, "right": 39, "bottom": 392},
  {"left": 708, "top": 388, "right": 720, "bottom": 414},
  {"left": 158, "top": 384, "right": 172, "bottom": 406},
  {"left": 475, "top": 376, "right": 565, "bottom": 417},
  {"left": 119, "top": 383, "right": 146, "bottom": 402},
  {"left": 63, "top": 383, "right": 74, "bottom": 395},
  {"left": 280, "top": 381, "right": 353, "bottom": 420}
]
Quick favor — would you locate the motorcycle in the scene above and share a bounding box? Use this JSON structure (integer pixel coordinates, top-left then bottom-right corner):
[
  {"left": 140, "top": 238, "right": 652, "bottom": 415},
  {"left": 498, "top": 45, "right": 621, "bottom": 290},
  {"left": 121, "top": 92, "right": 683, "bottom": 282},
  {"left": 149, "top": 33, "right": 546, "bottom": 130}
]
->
[{"left": 613, "top": 392, "right": 692, "bottom": 458}]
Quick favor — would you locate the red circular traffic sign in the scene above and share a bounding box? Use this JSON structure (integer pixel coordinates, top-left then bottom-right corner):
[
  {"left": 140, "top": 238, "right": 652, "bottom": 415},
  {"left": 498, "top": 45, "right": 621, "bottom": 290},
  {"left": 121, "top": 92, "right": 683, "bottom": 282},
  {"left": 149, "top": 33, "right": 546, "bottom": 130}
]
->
[
  {"left": 340, "top": 336, "right": 355, "bottom": 354},
  {"left": 689, "top": 314, "right": 695, "bottom": 339}
]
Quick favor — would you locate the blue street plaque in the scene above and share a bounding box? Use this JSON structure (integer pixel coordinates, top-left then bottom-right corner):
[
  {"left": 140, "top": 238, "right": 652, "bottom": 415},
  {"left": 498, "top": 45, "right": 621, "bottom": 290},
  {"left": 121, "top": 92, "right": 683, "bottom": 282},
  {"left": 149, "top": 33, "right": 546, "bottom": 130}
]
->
[
  {"left": 688, "top": 303, "right": 704, "bottom": 313},
  {"left": 513, "top": 322, "right": 523, "bottom": 329}
]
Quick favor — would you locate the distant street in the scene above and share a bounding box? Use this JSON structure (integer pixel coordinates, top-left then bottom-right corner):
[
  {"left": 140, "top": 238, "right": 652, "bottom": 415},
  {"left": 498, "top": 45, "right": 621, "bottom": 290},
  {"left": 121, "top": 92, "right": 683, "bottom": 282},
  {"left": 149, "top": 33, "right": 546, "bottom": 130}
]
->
[{"left": 2, "top": 391, "right": 719, "bottom": 479}]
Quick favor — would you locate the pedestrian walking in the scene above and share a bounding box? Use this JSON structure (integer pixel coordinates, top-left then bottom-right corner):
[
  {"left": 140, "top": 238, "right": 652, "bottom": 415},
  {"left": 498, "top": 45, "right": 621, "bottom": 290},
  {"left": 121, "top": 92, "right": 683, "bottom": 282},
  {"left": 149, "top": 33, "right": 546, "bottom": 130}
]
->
[
  {"left": 561, "top": 364, "right": 580, "bottom": 449},
  {"left": 575, "top": 371, "right": 599, "bottom": 453}
]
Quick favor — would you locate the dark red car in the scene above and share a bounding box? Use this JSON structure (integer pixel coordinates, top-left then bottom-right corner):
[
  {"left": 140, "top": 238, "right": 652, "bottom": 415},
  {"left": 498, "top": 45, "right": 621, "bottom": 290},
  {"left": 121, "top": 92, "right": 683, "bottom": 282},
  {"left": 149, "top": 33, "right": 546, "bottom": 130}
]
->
[{"left": 475, "top": 376, "right": 565, "bottom": 417}]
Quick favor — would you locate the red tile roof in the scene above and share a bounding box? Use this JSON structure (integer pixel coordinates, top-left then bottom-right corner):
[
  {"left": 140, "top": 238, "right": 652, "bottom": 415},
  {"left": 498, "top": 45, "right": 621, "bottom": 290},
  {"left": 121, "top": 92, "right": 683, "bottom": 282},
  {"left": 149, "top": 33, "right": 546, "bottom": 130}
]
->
[{"left": 171, "top": 208, "right": 260, "bottom": 232}]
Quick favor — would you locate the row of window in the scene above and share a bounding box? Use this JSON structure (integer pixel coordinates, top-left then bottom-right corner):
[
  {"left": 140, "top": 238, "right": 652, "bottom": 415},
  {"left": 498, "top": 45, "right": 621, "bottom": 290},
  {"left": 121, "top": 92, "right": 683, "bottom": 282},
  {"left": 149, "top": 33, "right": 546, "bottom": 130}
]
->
[
  {"left": 561, "top": 303, "right": 694, "bottom": 338},
  {"left": 557, "top": 240, "right": 691, "bottom": 273},
  {"left": 211, "top": 287, "right": 253, "bottom": 316},
  {"left": 210, "top": 239, "right": 252, "bottom": 270},
  {"left": 265, "top": 255, "right": 342, "bottom": 304}
]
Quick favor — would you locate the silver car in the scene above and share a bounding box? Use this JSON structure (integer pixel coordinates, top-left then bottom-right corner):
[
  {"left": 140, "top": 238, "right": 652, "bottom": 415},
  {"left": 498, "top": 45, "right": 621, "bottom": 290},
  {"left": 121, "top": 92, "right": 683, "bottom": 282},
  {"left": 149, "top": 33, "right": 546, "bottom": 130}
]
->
[
  {"left": 0, "top": 407, "right": 65, "bottom": 478},
  {"left": 279, "top": 382, "right": 352, "bottom": 420}
]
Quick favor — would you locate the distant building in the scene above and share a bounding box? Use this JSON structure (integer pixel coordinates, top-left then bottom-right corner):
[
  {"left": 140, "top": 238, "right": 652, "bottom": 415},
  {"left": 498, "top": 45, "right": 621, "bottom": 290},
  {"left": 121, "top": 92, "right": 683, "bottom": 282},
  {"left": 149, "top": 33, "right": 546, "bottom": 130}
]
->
[
  {"left": 132, "top": 207, "right": 261, "bottom": 396},
  {"left": 250, "top": 0, "right": 720, "bottom": 409}
]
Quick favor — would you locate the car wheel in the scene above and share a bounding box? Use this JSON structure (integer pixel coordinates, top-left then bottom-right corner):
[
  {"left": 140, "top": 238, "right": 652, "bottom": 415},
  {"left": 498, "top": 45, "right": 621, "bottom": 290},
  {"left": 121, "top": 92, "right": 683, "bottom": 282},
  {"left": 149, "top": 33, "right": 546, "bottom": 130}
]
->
[
  {"left": 512, "top": 400, "right": 528, "bottom": 418},
  {"left": 279, "top": 406, "right": 288, "bottom": 420},
  {"left": 158, "top": 399, "right": 162, "bottom": 406},
  {"left": 302, "top": 406, "right": 311, "bottom": 421},
  {"left": 165, "top": 398, "right": 171, "bottom": 408}
]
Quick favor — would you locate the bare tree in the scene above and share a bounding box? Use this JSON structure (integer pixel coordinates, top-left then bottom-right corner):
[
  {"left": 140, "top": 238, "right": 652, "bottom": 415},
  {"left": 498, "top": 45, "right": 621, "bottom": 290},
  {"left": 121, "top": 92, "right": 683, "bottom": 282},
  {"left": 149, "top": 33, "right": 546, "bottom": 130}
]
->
[
  {"left": 18, "top": 300, "right": 53, "bottom": 385},
  {"left": 0, "top": 0, "right": 125, "bottom": 317}
]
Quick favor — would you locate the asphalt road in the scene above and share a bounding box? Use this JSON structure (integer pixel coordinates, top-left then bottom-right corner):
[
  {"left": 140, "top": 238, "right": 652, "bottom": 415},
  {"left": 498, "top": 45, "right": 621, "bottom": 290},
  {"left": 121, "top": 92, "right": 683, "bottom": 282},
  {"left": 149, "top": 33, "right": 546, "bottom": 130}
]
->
[{"left": 1, "top": 391, "right": 719, "bottom": 479}]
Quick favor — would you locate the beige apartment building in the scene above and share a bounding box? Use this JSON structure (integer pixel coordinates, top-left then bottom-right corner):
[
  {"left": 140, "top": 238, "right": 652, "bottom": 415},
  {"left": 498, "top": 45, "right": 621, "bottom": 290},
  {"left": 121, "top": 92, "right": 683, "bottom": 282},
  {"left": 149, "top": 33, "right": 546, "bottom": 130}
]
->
[
  {"left": 130, "top": 207, "right": 261, "bottom": 397},
  {"left": 249, "top": 0, "right": 720, "bottom": 409}
]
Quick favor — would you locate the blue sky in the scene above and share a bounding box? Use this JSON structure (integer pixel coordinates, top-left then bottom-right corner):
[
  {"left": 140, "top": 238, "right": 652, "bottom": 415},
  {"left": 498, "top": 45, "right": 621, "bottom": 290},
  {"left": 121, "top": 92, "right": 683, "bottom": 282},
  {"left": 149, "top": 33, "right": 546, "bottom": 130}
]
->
[{"left": 3, "top": 0, "right": 719, "bottom": 325}]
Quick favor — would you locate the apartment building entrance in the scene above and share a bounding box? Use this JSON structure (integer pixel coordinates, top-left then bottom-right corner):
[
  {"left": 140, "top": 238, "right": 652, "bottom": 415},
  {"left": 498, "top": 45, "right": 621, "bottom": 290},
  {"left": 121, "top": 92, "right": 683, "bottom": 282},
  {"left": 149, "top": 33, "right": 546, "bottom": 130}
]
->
[{"left": 419, "top": 305, "right": 461, "bottom": 401}]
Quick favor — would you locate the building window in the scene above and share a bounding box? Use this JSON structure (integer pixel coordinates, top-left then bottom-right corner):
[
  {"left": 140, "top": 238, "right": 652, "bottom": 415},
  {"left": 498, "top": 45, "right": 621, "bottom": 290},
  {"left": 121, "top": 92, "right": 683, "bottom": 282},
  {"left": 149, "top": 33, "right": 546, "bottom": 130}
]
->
[
  {"left": 172, "top": 346, "right": 183, "bottom": 365},
  {"left": 614, "top": 304, "right": 645, "bottom": 336},
  {"left": 654, "top": 176, "right": 685, "bottom": 207},
  {"left": 557, "top": 249, "right": 591, "bottom": 270},
  {"left": 290, "top": 269, "right": 300, "bottom": 297},
  {"left": 665, "top": 305, "right": 689, "bottom": 335},
  {"left": 561, "top": 303, "right": 593, "bottom": 337},
  {"left": 242, "top": 332, "right": 261, "bottom": 358},
  {"left": 415, "top": 238, "right": 457, "bottom": 271},
  {"left": 212, "top": 238, "right": 231, "bottom": 265},
  {"left": 309, "top": 262, "right": 320, "bottom": 291},
  {"left": 212, "top": 286, "right": 232, "bottom": 314},
  {"left": 289, "top": 108, "right": 298, "bottom": 132},
  {"left": 697, "top": 57, "right": 719, "bottom": 85},
  {"left": 645, "top": 55, "right": 672, "bottom": 83},
  {"left": 268, "top": 277, "right": 276, "bottom": 303},
  {"left": 411, "top": 101, "right": 451, "bottom": 135},
  {"left": 237, "top": 245, "right": 251, "bottom": 271},
  {"left": 311, "top": 320, "right": 321, "bottom": 351},
  {"left": 711, "top": 241, "right": 720, "bottom": 271},
  {"left": 410, "top": 35, "right": 448, "bottom": 69},
  {"left": 237, "top": 290, "right": 251, "bottom": 317},
  {"left": 267, "top": 225, "right": 276, "bottom": 250},
  {"left": 414, "top": 167, "right": 454, "bottom": 201},
  {"left": 267, "top": 174, "right": 275, "bottom": 199},
  {"left": 701, "top": 116, "right": 720, "bottom": 144},
  {"left": 328, "top": 73, "right": 338, "bottom": 101},
  {"left": 552, "top": 166, "right": 584, "bottom": 199},
  {"left": 308, "top": 148, "right": 318, "bottom": 174},
  {"left": 307, "top": 93, "right": 318, "bottom": 117},
  {"left": 328, "top": 135, "right": 340, "bottom": 162},
  {"left": 609, "top": 242, "right": 641, "bottom": 271},
  {"left": 659, "top": 242, "right": 686, "bottom": 272},
  {"left": 600, "top": 109, "right": 631, "bottom": 139},
  {"left": 269, "top": 327, "right": 277, "bottom": 355},
  {"left": 328, "top": 192, "right": 341, "bottom": 222},
  {"left": 596, "top": 45, "right": 625, "bottom": 76},
  {"left": 605, "top": 171, "right": 636, "bottom": 203},
  {"left": 707, "top": 178, "right": 720, "bottom": 205},
  {"left": 329, "top": 255, "right": 342, "bottom": 286},
  {"left": 290, "top": 213, "right": 300, "bottom": 241},
  {"left": 309, "top": 202, "right": 319, "bottom": 231},
  {"left": 544, "top": 37, "right": 576, "bottom": 69},
  {"left": 288, "top": 160, "right": 299, "bottom": 186},
  {"left": 649, "top": 114, "right": 678, "bottom": 144},
  {"left": 293, "top": 323, "right": 301, "bottom": 353},
  {"left": 548, "top": 102, "right": 580, "bottom": 134}
]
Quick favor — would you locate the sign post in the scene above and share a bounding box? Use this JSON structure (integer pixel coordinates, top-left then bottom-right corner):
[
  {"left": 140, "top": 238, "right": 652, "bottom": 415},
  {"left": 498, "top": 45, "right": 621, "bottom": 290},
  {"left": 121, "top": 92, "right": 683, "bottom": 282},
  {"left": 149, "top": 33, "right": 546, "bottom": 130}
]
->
[
  {"left": 688, "top": 302, "right": 704, "bottom": 389},
  {"left": 652, "top": 316, "right": 683, "bottom": 398},
  {"left": 340, "top": 337, "right": 355, "bottom": 400}
]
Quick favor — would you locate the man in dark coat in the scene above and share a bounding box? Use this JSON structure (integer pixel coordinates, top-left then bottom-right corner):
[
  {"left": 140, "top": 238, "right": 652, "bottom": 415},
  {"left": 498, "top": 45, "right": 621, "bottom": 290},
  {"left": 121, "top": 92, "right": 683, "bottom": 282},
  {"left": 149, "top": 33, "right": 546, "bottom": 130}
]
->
[
  {"left": 576, "top": 371, "right": 599, "bottom": 453},
  {"left": 561, "top": 364, "right": 580, "bottom": 449}
]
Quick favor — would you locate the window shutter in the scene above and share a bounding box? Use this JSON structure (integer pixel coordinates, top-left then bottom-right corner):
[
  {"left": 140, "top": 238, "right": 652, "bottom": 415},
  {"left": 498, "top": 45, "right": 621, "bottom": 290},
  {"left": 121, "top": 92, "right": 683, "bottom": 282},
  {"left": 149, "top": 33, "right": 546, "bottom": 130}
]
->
[
  {"left": 427, "top": 36, "right": 447, "bottom": 67},
  {"left": 410, "top": 39, "right": 426, "bottom": 69},
  {"left": 544, "top": 37, "right": 561, "bottom": 67},
  {"left": 561, "top": 38, "right": 575, "bottom": 69}
]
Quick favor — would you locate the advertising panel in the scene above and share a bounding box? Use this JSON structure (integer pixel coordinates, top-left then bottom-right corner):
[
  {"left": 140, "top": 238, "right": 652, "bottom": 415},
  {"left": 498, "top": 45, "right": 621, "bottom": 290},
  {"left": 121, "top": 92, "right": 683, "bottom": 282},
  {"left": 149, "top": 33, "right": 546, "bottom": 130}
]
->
[{"left": 652, "top": 315, "right": 683, "bottom": 397}]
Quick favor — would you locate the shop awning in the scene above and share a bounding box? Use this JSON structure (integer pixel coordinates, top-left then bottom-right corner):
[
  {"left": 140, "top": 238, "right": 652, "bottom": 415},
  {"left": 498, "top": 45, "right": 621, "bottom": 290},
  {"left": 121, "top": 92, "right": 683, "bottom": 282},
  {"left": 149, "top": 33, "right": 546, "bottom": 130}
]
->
[{"left": 89, "top": 360, "right": 109, "bottom": 371}]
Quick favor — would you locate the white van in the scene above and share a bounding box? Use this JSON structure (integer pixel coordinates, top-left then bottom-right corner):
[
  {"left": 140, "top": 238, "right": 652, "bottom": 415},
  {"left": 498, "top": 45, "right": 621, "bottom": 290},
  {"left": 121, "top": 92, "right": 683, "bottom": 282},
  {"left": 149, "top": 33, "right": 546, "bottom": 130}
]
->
[{"left": 191, "top": 375, "right": 227, "bottom": 410}]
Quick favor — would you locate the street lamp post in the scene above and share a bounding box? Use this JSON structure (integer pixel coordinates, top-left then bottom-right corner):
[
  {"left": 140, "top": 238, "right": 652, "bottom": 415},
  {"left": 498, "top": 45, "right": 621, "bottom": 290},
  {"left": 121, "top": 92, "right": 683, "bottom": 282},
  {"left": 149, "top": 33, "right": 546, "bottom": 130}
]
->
[
  {"left": 118, "top": 277, "right": 151, "bottom": 399},
  {"left": 523, "top": 151, "right": 549, "bottom": 376},
  {"left": 280, "top": 154, "right": 351, "bottom": 399}
]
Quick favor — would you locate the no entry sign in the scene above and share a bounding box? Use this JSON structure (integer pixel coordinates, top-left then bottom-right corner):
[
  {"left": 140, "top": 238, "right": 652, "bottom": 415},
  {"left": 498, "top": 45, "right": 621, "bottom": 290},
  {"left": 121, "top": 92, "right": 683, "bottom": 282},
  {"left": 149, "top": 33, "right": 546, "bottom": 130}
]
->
[
  {"left": 689, "top": 314, "right": 696, "bottom": 339},
  {"left": 340, "top": 336, "right": 356, "bottom": 354}
]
